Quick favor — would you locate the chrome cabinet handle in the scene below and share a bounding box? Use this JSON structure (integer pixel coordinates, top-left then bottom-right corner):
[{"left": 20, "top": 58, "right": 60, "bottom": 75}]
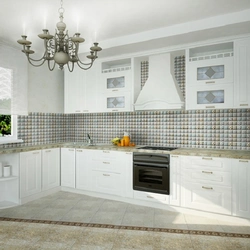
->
[
  {"left": 240, "top": 104, "right": 248, "bottom": 106},
  {"left": 202, "top": 186, "right": 213, "bottom": 190},
  {"left": 171, "top": 155, "right": 179, "bottom": 158},
  {"left": 202, "top": 157, "right": 212, "bottom": 160},
  {"left": 205, "top": 81, "right": 215, "bottom": 84},
  {"left": 205, "top": 106, "right": 215, "bottom": 109},
  {"left": 45, "top": 150, "right": 51, "bottom": 153},
  {"left": 68, "top": 149, "right": 74, "bottom": 151},
  {"left": 33, "top": 152, "right": 40, "bottom": 154},
  {"left": 239, "top": 160, "right": 248, "bottom": 163},
  {"left": 103, "top": 162, "right": 110, "bottom": 164},
  {"left": 202, "top": 171, "right": 213, "bottom": 174},
  {"left": 147, "top": 196, "right": 153, "bottom": 198},
  {"left": 76, "top": 150, "right": 83, "bottom": 152},
  {"left": 103, "top": 174, "right": 110, "bottom": 176},
  {"left": 103, "top": 150, "right": 110, "bottom": 153}
]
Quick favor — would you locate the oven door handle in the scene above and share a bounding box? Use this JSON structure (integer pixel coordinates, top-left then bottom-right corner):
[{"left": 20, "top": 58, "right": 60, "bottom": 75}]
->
[{"left": 133, "top": 162, "right": 169, "bottom": 168}]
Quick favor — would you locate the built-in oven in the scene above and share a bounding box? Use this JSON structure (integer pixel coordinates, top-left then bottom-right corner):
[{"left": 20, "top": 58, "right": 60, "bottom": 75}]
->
[{"left": 133, "top": 146, "right": 177, "bottom": 195}]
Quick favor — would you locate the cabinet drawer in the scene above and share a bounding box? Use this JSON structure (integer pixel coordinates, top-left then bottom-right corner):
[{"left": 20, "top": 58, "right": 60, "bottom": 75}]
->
[
  {"left": 133, "top": 190, "right": 169, "bottom": 204},
  {"left": 92, "top": 160, "right": 122, "bottom": 174},
  {"left": 92, "top": 150, "right": 120, "bottom": 160},
  {"left": 182, "top": 169, "right": 231, "bottom": 186},
  {"left": 182, "top": 156, "right": 231, "bottom": 172},
  {"left": 182, "top": 181, "right": 231, "bottom": 215},
  {"left": 91, "top": 171, "right": 122, "bottom": 196},
  {"left": 187, "top": 57, "right": 233, "bottom": 86}
]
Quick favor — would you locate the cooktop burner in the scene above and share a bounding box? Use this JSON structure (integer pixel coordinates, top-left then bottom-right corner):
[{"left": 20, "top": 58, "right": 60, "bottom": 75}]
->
[{"left": 137, "top": 146, "right": 177, "bottom": 151}]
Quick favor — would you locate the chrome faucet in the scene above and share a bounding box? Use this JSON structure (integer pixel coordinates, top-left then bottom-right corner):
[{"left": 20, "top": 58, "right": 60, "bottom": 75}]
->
[{"left": 87, "top": 133, "right": 93, "bottom": 145}]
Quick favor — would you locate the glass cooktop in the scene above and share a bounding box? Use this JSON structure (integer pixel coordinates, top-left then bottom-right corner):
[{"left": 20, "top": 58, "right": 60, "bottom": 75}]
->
[{"left": 137, "top": 146, "right": 177, "bottom": 151}]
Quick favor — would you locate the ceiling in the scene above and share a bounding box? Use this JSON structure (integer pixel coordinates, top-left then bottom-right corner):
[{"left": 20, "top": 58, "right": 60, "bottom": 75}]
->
[{"left": 1, "top": 0, "right": 250, "bottom": 58}]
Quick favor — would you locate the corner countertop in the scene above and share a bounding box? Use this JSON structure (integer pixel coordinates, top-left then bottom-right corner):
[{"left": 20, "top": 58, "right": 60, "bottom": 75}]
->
[{"left": 0, "top": 143, "right": 249, "bottom": 160}]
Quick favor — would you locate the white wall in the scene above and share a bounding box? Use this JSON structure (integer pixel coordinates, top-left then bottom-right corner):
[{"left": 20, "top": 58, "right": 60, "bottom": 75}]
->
[{"left": 28, "top": 64, "right": 64, "bottom": 113}]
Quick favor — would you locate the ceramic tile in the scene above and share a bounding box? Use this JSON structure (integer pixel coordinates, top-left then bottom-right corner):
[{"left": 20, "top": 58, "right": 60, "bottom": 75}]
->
[
  {"left": 90, "top": 210, "right": 125, "bottom": 225},
  {"left": 61, "top": 208, "right": 96, "bottom": 223},
  {"left": 190, "top": 235, "right": 243, "bottom": 250}
]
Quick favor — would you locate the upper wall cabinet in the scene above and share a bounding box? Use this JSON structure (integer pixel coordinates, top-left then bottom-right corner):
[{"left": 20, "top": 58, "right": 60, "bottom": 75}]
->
[
  {"left": 100, "top": 58, "right": 134, "bottom": 112},
  {"left": 186, "top": 42, "right": 234, "bottom": 110},
  {"left": 234, "top": 37, "right": 250, "bottom": 108},
  {"left": 64, "top": 62, "right": 101, "bottom": 113}
]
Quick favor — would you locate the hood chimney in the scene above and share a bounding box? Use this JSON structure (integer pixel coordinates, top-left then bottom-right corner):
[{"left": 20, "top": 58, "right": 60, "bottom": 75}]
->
[{"left": 134, "top": 53, "right": 184, "bottom": 110}]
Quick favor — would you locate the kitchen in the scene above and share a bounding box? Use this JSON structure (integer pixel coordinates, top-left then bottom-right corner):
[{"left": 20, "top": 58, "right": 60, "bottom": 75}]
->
[{"left": 0, "top": 0, "right": 250, "bottom": 249}]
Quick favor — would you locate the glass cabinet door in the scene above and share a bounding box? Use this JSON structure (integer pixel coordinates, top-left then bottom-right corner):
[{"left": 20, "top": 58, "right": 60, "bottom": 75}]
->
[
  {"left": 102, "top": 70, "right": 131, "bottom": 92},
  {"left": 103, "top": 92, "right": 132, "bottom": 112},
  {"left": 197, "top": 90, "right": 224, "bottom": 104},
  {"left": 187, "top": 57, "right": 233, "bottom": 86},
  {"left": 107, "top": 76, "right": 125, "bottom": 89},
  {"left": 197, "top": 65, "right": 224, "bottom": 81}
]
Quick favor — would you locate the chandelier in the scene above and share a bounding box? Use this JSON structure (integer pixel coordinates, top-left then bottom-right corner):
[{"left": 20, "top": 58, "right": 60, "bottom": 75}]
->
[{"left": 17, "top": 0, "right": 102, "bottom": 72}]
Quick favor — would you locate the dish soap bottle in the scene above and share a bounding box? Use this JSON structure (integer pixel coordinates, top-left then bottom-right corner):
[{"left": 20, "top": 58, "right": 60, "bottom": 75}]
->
[{"left": 123, "top": 132, "right": 130, "bottom": 146}]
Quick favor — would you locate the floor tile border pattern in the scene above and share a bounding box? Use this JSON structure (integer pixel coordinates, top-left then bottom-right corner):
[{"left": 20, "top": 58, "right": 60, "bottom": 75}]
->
[{"left": 1, "top": 217, "right": 249, "bottom": 239}]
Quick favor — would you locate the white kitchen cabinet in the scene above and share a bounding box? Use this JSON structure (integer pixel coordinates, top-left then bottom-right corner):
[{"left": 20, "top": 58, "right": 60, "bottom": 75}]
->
[
  {"left": 100, "top": 58, "right": 134, "bottom": 112},
  {"left": 232, "top": 159, "right": 250, "bottom": 219},
  {"left": 181, "top": 155, "right": 232, "bottom": 215},
  {"left": 64, "top": 67, "right": 85, "bottom": 113},
  {"left": 61, "top": 148, "right": 75, "bottom": 188},
  {"left": 170, "top": 155, "right": 181, "bottom": 206},
  {"left": 186, "top": 83, "right": 234, "bottom": 110},
  {"left": 41, "top": 148, "right": 60, "bottom": 191},
  {"left": 101, "top": 69, "right": 132, "bottom": 92},
  {"left": 133, "top": 190, "right": 168, "bottom": 204},
  {"left": 234, "top": 37, "right": 250, "bottom": 108},
  {"left": 91, "top": 150, "right": 133, "bottom": 198},
  {"left": 186, "top": 42, "right": 234, "bottom": 110},
  {"left": 20, "top": 150, "right": 42, "bottom": 198},
  {"left": 64, "top": 63, "right": 101, "bottom": 113},
  {"left": 100, "top": 91, "right": 132, "bottom": 112},
  {"left": 0, "top": 153, "right": 19, "bottom": 208},
  {"left": 75, "top": 149, "right": 93, "bottom": 191},
  {"left": 182, "top": 182, "right": 232, "bottom": 214},
  {"left": 187, "top": 57, "right": 234, "bottom": 86}
]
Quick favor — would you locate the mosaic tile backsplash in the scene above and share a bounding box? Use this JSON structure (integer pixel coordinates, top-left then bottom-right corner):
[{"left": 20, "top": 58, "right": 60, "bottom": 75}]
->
[
  {"left": 0, "top": 109, "right": 246, "bottom": 150},
  {"left": 0, "top": 55, "right": 249, "bottom": 150}
]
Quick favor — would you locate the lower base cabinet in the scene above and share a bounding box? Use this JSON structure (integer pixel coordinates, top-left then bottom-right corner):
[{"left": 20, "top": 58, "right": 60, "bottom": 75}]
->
[
  {"left": 92, "top": 171, "right": 123, "bottom": 196},
  {"left": 75, "top": 149, "right": 93, "bottom": 191},
  {"left": 181, "top": 181, "right": 232, "bottom": 215},
  {"left": 232, "top": 159, "right": 250, "bottom": 218},
  {"left": 42, "top": 148, "right": 60, "bottom": 191},
  {"left": 61, "top": 148, "right": 75, "bottom": 188},
  {"left": 170, "top": 155, "right": 181, "bottom": 206},
  {"left": 20, "top": 148, "right": 61, "bottom": 199},
  {"left": 133, "top": 190, "right": 169, "bottom": 204},
  {"left": 90, "top": 150, "right": 133, "bottom": 198},
  {"left": 20, "top": 150, "right": 42, "bottom": 198}
]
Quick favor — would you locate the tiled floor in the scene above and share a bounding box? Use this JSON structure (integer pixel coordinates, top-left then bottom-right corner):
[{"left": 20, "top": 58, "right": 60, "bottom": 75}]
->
[{"left": 0, "top": 191, "right": 250, "bottom": 249}]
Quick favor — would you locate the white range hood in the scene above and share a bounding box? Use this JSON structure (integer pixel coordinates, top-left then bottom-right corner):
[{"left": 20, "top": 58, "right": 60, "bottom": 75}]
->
[{"left": 134, "top": 53, "right": 184, "bottom": 110}]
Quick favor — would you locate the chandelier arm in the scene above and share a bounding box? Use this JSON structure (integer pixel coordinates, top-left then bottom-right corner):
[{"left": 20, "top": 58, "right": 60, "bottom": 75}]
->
[
  {"left": 75, "top": 53, "right": 95, "bottom": 66},
  {"left": 76, "top": 61, "right": 94, "bottom": 70},
  {"left": 26, "top": 55, "right": 47, "bottom": 67}
]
